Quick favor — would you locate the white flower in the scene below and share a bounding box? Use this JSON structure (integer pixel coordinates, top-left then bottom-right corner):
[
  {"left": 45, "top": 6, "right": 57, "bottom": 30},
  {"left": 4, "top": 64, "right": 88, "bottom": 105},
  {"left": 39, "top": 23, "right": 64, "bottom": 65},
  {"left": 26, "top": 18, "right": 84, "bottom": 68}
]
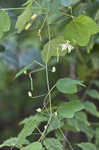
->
[
  {"left": 24, "top": 70, "right": 27, "bottom": 74},
  {"left": 61, "top": 40, "right": 74, "bottom": 53},
  {"left": 28, "top": 91, "right": 32, "bottom": 97},
  {"left": 54, "top": 111, "right": 57, "bottom": 116},
  {"left": 36, "top": 108, "right": 42, "bottom": 112},
  {"left": 52, "top": 66, "right": 56, "bottom": 72},
  {"left": 44, "top": 125, "right": 47, "bottom": 130}
]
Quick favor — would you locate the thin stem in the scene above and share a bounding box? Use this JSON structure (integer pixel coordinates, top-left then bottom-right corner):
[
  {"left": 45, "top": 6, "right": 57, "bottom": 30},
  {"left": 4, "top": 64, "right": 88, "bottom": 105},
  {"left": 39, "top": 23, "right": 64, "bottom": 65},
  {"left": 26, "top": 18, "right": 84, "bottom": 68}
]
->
[
  {"left": 43, "top": 84, "right": 56, "bottom": 110},
  {"left": 29, "top": 67, "right": 45, "bottom": 74},
  {"left": 45, "top": 15, "right": 52, "bottom": 114},
  {"left": 39, "top": 114, "right": 52, "bottom": 142},
  {"left": 31, "top": 93, "right": 47, "bottom": 99},
  {"left": 33, "top": 60, "right": 45, "bottom": 68},
  {"left": 0, "top": 7, "right": 25, "bottom": 11}
]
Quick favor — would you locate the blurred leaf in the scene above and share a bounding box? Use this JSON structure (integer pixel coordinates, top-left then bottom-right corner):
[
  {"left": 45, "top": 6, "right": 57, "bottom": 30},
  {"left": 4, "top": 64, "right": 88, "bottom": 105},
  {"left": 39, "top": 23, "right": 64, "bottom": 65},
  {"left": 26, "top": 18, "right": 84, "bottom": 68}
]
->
[
  {"left": 64, "top": 15, "right": 99, "bottom": 46},
  {"left": 55, "top": 130, "right": 64, "bottom": 141},
  {"left": 95, "top": 9, "right": 99, "bottom": 24},
  {"left": 77, "top": 143, "right": 96, "bottom": 150},
  {"left": 84, "top": 101, "right": 99, "bottom": 117},
  {"left": 21, "top": 142, "right": 43, "bottom": 150},
  {"left": 44, "top": 138, "right": 63, "bottom": 150},
  {"left": 75, "top": 112, "right": 89, "bottom": 126},
  {"left": 96, "top": 128, "right": 99, "bottom": 146},
  {"left": 58, "top": 100, "right": 84, "bottom": 119},
  {"left": 15, "top": 60, "right": 35, "bottom": 79},
  {"left": 0, "top": 11, "right": 10, "bottom": 38},
  {"left": 87, "top": 89, "right": 99, "bottom": 100},
  {"left": 92, "top": 80, "right": 99, "bottom": 87},
  {"left": 56, "top": 77, "right": 85, "bottom": 94},
  {"left": 16, "top": 5, "right": 33, "bottom": 33}
]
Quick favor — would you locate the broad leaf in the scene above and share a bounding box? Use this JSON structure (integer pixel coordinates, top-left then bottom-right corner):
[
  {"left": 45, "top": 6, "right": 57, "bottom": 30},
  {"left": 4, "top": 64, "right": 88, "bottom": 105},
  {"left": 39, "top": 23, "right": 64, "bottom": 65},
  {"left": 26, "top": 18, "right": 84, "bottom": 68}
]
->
[
  {"left": 0, "top": 11, "right": 10, "bottom": 38},
  {"left": 41, "top": 36, "right": 66, "bottom": 63},
  {"left": 87, "top": 89, "right": 99, "bottom": 100},
  {"left": 44, "top": 138, "right": 63, "bottom": 150},
  {"left": 64, "top": 15, "right": 99, "bottom": 46},
  {"left": 0, "top": 138, "right": 18, "bottom": 148},
  {"left": 21, "top": 142, "right": 43, "bottom": 150},
  {"left": 58, "top": 100, "right": 84, "bottom": 118},
  {"left": 0, "top": 137, "right": 29, "bottom": 148},
  {"left": 56, "top": 77, "right": 84, "bottom": 94},
  {"left": 75, "top": 112, "right": 89, "bottom": 126},
  {"left": 77, "top": 143, "right": 96, "bottom": 150},
  {"left": 17, "top": 114, "right": 48, "bottom": 145},
  {"left": 67, "top": 118, "right": 94, "bottom": 139},
  {"left": 84, "top": 101, "right": 99, "bottom": 117}
]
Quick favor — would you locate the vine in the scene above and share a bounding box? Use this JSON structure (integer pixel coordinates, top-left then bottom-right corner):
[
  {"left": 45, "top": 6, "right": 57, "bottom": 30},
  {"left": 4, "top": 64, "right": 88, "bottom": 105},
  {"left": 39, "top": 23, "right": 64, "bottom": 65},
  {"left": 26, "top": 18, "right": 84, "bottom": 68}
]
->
[{"left": 0, "top": 0, "right": 99, "bottom": 150}]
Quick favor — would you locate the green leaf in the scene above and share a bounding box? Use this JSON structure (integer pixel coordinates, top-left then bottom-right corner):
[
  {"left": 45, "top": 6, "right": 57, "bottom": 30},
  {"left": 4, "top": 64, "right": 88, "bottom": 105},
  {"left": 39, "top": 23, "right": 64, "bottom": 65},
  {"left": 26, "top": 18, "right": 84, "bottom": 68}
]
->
[
  {"left": 75, "top": 112, "right": 89, "bottom": 126},
  {"left": 0, "top": 11, "right": 10, "bottom": 38},
  {"left": 16, "top": 5, "right": 33, "bottom": 33},
  {"left": 47, "top": 115, "right": 64, "bottom": 133},
  {"left": 77, "top": 143, "right": 96, "bottom": 150},
  {"left": 0, "top": 137, "right": 29, "bottom": 148},
  {"left": 92, "top": 80, "right": 99, "bottom": 87},
  {"left": 41, "top": 36, "right": 66, "bottom": 63},
  {"left": 0, "top": 138, "right": 18, "bottom": 148},
  {"left": 15, "top": 60, "right": 35, "bottom": 79},
  {"left": 44, "top": 138, "right": 63, "bottom": 150},
  {"left": 21, "top": 142, "right": 43, "bottom": 150},
  {"left": 56, "top": 77, "right": 85, "bottom": 94},
  {"left": 96, "top": 128, "right": 99, "bottom": 146},
  {"left": 17, "top": 113, "right": 48, "bottom": 145},
  {"left": 67, "top": 118, "right": 94, "bottom": 139},
  {"left": 64, "top": 15, "right": 99, "bottom": 46},
  {"left": 83, "top": 101, "right": 99, "bottom": 117},
  {"left": 87, "top": 89, "right": 99, "bottom": 100},
  {"left": 58, "top": 100, "right": 84, "bottom": 119}
]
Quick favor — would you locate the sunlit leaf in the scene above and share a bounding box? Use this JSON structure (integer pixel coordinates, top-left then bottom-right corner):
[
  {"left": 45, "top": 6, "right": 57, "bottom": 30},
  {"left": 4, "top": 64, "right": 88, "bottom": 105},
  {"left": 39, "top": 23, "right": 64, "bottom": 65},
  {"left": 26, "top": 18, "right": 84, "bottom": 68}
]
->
[
  {"left": 64, "top": 15, "right": 99, "bottom": 46},
  {"left": 56, "top": 77, "right": 85, "bottom": 94},
  {"left": 58, "top": 100, "right": 84, "bottom": 118}
]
